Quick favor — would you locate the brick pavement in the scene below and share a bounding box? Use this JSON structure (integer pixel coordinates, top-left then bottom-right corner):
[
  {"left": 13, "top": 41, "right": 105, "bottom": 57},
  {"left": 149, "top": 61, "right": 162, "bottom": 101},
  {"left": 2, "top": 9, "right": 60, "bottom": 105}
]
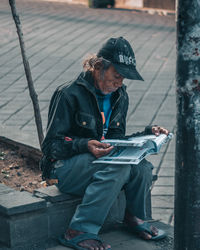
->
[{"left": 0, "top": 0, "right": 176, "bottom": 248}]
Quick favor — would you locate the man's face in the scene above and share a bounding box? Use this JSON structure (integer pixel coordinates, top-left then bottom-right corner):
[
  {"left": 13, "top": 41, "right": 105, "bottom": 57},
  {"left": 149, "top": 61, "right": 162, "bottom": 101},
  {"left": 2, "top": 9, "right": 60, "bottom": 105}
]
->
[{"left": 95, "top": 65, "right": 124, "bottom": 94}]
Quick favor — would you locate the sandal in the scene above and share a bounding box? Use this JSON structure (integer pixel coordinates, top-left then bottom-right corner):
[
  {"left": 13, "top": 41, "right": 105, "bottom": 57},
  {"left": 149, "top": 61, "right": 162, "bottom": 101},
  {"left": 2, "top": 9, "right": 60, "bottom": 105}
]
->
[
  {"left": 129, "top": 221, "right": 166, "bottom": 241},
  {"left": 58, "top": 232, "right": 111, "bottom": 250}
]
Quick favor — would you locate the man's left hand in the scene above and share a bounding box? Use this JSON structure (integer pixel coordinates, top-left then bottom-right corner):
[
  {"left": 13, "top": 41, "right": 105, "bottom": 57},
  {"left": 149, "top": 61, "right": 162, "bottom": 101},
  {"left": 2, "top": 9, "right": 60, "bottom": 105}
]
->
[{"left": 152, "top": 126, "right": 169, "bottom": 136}]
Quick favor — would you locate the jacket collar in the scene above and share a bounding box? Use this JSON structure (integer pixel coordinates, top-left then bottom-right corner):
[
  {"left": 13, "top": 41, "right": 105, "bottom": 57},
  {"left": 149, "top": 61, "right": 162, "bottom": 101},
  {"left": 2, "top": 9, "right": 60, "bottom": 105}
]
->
[{"left": 76, "top": 71, "right": 96, "bottom": 94}]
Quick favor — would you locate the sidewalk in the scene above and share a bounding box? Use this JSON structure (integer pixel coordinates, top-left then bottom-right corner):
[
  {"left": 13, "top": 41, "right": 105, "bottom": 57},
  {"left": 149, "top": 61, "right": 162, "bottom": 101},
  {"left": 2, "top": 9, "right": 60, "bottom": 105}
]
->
[{"left": 0, "top": 0, "right": 176, "bottom": 248}]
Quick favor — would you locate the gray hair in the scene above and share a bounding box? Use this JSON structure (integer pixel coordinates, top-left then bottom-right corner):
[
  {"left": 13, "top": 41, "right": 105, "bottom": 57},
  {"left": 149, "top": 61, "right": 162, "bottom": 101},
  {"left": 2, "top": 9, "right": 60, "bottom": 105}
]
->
[{"left": 83, "top": 54, "right": 111, "bottom": 79}]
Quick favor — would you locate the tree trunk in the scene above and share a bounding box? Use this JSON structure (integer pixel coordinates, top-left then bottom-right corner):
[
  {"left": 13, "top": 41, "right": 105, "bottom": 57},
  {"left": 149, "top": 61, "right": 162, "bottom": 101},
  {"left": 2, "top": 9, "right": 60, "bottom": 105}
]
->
[
  {"left": 175, "top": 0, "right": 200, "bottom": 249},
  {"left": 9, "top": 0, "right": 44, "bottom": 149}
]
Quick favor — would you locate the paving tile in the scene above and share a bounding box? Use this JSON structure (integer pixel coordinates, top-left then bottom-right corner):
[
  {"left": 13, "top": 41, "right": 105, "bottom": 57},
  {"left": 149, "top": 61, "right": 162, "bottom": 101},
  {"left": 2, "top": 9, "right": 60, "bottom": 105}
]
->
[
  {"left": 155, "top": 176, "right": 175, "bottom": 186},
  {"left": 152, "top": 207, "right": 174, "bottom": 224},
  {"left": 152, "top": 186, "right": 174, "bottom": 196},
  {"left": 152, "top": 195, "right": 174, "bottom": 208},
  {"left": 159, "top": 167, "right": 175, "bottom": 177}
]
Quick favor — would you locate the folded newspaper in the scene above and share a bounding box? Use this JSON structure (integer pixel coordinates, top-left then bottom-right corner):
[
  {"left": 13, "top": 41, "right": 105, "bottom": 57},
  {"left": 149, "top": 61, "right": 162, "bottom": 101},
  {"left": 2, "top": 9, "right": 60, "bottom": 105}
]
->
[{"left": 93, "top": 133, "right": 173, "bottom": 165}]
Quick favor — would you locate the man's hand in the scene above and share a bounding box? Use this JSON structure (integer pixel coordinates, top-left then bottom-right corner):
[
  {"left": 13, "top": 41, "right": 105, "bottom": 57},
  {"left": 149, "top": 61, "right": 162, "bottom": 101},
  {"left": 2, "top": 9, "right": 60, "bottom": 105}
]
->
[
  {"left": 152, "top": 126, "right": 169, "bottom": 136},
  {"left": 88, "top": 140, "right": 114, "bottom": 158}
]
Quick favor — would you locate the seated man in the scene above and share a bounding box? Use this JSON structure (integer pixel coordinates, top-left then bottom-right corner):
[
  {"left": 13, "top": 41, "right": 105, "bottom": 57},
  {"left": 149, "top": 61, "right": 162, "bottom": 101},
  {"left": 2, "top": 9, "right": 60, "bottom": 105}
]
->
[{"left": 40, "top": 37, "right": 169, "bottom": 250}]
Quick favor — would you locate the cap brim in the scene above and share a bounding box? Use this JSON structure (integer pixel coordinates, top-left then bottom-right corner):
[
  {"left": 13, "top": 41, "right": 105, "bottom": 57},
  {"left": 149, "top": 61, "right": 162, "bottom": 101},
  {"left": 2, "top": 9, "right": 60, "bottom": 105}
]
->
[{"left": 112, "top": 63, "right": 144, "bottom": 81}]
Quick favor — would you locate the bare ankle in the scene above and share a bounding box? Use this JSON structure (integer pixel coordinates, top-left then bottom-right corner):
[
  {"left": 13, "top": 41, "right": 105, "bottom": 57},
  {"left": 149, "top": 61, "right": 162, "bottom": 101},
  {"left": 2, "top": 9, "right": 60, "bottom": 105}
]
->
[
  {"left": 124, "top": 211, "right": 143, "bottom": 225},
  {"left": 65, "top": 228, "right": 84, "bottom": 239},
  {"left": 124, "top": 210, "right": 135, "bottom": 220}
]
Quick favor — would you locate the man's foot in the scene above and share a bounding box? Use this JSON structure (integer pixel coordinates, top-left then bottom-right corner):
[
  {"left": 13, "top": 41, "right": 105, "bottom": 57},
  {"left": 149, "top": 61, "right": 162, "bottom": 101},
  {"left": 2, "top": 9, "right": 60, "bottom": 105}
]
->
[
  {"left": 124, "top": 212, "right": 158, "bottom": 240},
  {"left": 65, "top": 229, "right": 111, "bottom": 250}
]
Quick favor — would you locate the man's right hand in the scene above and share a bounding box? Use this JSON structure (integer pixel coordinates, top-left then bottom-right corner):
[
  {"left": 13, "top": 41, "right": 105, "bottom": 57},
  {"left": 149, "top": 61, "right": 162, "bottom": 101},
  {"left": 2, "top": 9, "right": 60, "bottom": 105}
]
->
[{"left": 88, "top": 140, "right": 114, "bottom": 158}]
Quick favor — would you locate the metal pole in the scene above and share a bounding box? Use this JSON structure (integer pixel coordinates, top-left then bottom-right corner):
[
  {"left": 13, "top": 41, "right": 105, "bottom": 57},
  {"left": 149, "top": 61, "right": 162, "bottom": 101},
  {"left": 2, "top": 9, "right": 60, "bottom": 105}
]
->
[{"left": 175, "top": 0, "right": 200, "bottom": 249}]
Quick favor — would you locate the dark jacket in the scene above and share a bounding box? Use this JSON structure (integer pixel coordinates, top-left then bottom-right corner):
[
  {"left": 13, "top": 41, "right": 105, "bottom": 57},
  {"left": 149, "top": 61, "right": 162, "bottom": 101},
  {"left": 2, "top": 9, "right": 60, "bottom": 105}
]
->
[{"left": 40, "top": 71, "right": 152, "bottom": 178}]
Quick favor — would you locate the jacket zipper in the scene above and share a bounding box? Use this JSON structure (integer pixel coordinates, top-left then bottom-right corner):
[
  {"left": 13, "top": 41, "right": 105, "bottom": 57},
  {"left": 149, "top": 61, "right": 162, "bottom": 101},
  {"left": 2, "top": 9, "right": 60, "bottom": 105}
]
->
[
  {"left": 78, "top": 79, "right": 123, "bottom": 132},
  {"left": 109, "top": 91, "right": 122, "bottom": 125},
  {"left": 80, "top": 83, "right": 104, "bottom": 136}
]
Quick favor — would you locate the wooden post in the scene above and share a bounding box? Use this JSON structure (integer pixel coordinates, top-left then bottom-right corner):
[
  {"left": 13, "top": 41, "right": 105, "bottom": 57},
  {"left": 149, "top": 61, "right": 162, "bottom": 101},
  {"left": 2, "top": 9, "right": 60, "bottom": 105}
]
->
[
  {"left": 9, "top": 0, "right": 44, "bottom": 149},
  {"left": 175, "top": 0, "right": 200, "bottom": 249}
]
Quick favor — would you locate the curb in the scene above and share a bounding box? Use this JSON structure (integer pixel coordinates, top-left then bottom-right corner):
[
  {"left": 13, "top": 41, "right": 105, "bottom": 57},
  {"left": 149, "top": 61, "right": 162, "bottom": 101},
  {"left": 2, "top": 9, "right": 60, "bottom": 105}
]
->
[{"left": 0, "top": 125, "right": 40, "bottom": 150}]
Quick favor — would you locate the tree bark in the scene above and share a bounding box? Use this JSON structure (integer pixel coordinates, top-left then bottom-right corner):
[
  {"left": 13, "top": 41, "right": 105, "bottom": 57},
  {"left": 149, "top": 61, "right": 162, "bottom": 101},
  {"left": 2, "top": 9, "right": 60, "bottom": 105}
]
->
[
  {"left": 9, "top": 0, "right": 44, "bottom": 149},
  {"left": 175, "top": 0, "right": 200, "bottom": 249}
]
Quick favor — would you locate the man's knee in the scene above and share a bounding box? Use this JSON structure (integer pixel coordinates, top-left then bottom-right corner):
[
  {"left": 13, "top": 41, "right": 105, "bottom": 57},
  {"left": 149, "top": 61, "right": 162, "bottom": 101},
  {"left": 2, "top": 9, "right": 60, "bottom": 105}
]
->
[
  {"left": 110, "top": 164, "right": 132, "bottom": 178},
  {"left": 93, "top": 163, "right": 131, "bottom": 185}
]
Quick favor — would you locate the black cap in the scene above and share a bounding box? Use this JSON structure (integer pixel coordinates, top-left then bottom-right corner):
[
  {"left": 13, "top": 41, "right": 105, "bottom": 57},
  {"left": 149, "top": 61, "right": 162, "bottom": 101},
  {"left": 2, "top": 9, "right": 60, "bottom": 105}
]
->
[{"left": 97, "top": 37, "right": 144, "bottom": 81}]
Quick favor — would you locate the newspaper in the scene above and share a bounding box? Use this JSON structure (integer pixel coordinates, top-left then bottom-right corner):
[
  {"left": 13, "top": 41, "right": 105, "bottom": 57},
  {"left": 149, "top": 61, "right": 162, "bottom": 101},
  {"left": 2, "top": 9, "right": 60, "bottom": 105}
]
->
[{"left": 92, "top": 133, "right": 173, "bottom": 165}]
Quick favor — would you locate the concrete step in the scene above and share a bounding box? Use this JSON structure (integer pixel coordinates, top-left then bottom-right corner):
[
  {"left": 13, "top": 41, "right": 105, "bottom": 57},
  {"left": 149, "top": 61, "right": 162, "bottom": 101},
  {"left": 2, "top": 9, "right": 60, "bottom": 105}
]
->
[{"left": 0, "top": 184, "right": 126, "bottom": 249}]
